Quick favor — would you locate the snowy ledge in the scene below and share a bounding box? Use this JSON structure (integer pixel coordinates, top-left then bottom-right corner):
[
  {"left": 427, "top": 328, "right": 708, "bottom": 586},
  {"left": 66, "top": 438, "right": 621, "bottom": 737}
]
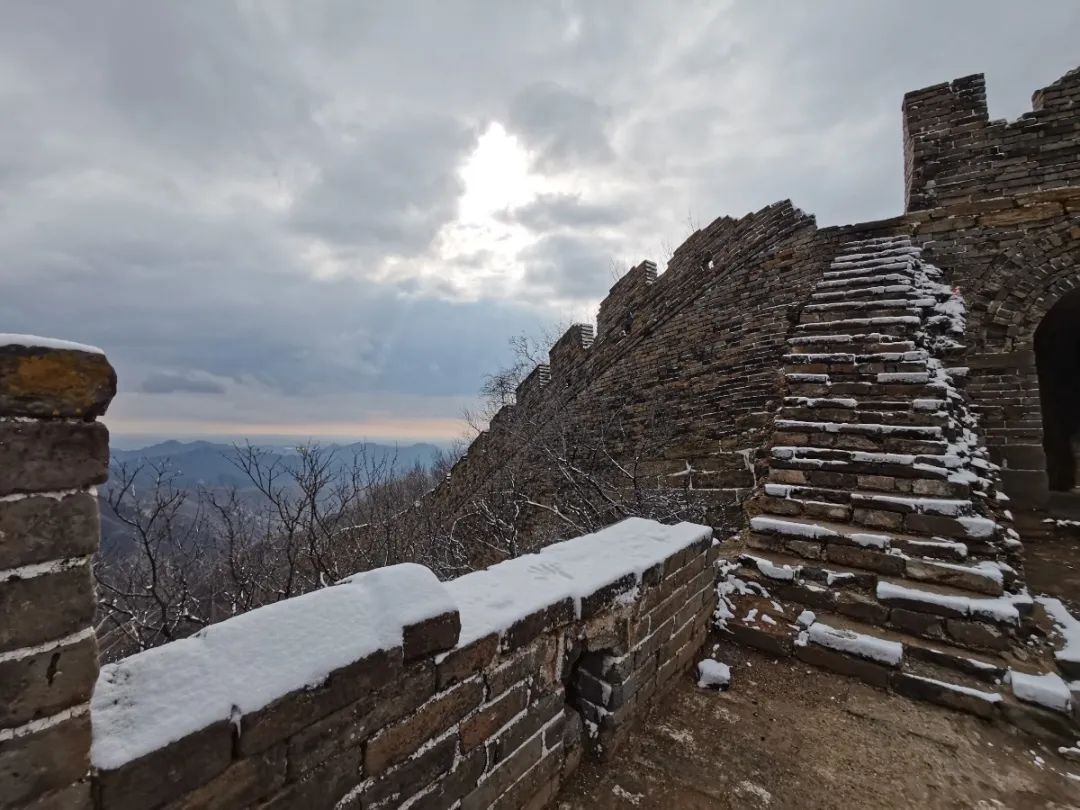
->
[
  {"left": 0, "top": 333, "right": 105, "bottom": 355},
  {"left": 447, "top": 517, "right": 713, "bottom": 647},
  {"left": 90, "top": 563, "right": 454, "bottom": 770}
]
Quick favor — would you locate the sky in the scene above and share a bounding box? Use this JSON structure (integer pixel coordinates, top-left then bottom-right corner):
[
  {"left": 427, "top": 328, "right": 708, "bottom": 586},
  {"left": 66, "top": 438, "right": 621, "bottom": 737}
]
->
[{"left": 1, "top": 2, "right": 1077, "bottom": 446}]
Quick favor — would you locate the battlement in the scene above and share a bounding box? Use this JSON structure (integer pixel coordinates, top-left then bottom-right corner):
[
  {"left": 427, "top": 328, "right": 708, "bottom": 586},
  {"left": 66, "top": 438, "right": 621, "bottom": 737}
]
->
[{"left": 903, "top": 67, "right": 1080, "bottom": 211}]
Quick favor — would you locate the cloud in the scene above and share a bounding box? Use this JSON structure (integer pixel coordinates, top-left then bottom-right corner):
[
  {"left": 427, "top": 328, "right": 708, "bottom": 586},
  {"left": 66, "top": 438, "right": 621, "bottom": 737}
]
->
[
  {"left": 501, "top": 193, "right": 630, "bottom": 231},
  {"left": 140, "top": 372, "right": 228, "bottom": 395},
  {"left": 521, "top": 234, "right": 618, "bottom": 301},
  {"left": 507, "top": 82, "right": 614, "bottom": 170},
  {"left": 0, "top": 1, "right": 1076, "bottom": 440}
]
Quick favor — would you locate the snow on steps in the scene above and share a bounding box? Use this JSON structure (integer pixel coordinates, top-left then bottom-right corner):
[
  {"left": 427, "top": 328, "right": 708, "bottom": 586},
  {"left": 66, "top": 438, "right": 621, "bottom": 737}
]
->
[{"left": 718, "top": 584, "right": 1078, "bottom": 739}]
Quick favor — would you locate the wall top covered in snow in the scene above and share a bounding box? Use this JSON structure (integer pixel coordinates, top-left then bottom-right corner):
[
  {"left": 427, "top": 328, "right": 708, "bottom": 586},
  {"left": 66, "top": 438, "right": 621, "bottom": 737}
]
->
[{"left": 86, "top": 517, "right": 717, "bottom": 810}]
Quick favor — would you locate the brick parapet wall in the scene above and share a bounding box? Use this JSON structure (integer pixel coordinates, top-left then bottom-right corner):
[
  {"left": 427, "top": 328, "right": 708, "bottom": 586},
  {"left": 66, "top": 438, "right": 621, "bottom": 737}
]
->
[
  {"left": 903, "top": 68, "right": 1080, "bottom": 212},
  {"left": 86, "top": 520, "right": 718, "bottom": 809},
  {"left": 0, "top": 337, "right": 116, "bottom": 809}
]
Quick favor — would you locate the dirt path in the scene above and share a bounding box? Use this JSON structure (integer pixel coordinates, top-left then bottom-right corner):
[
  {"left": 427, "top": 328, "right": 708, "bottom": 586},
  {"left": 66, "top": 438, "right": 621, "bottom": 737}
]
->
[{"left": 557, "top": 638, "right": 1080, "bottom": 810}]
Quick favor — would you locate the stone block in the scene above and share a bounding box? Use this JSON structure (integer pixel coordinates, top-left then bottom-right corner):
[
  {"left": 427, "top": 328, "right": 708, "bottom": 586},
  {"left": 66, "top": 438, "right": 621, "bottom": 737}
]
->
[
  {"left": 504, "top": 599, "right": 573, "bottom": 650},
  {"left": 362, "top": 735, "right": 455, "bottom": 808},
  {"left": 944, "top": 619, "right": 1010, "bottom": 652},
  {"left": 365, "top": 677, "right": 484, "bottom": 776},
  {"left": 0, "top": 632, "right": 97, "bottom": 729},
  {"left": 0, "top": 492, "right": 100, "bottom": 570},
  {"left": 460, "top": 735, "right": 542, "bottom": 810},
  {"left": 890, "top": 672, "right": 999, "bottom": 720},
  {"left": 889, "top": 607, "right": 944, "bottom": 638},
  {"left": 0, "top": 564, "right": 96, "bottom": 653},
  {"left": 490, "top": 693, "right": 563, "bottom": 766},
  {"left": 0, "top": 344, "right": 116, "bottom": 419},
  {"left": 286, "top": 659, "right": 434, "bottom": 778},
  {"left": 0, "top": 711, "right": 91, "bottom": 808},
  {"left": 436, "top": 633, "right": 498, "bottom": 689},
  {"left": 490, "top": 746, "right": 562, "bottom": 810},
  {"left": 257, "top": 745, "right": 364, "bottom": 810},
  {"left": 795, "top": 643, "right": 891, "bottom": 689},
  {"left": 162, "top": 744, "right": 286, "bottom": 810},
  {"left": 239, "top": 646, "right": 401, "bottom": 756},
  {"left": 0, "top": 421, "right": 109, "bottom": 496},
  {"left": 408, "top": 746, "right": 488, "bottom": 810},
  {"left": 461, "top": 684, "right": 528, "bottom": 752},
  {"left": 403, "top": 610, "right": 461, "bottom": 661},
  {"left": 95, "top": 719, "right": 233, "bottom": 810},
  {"left": 19, "top": 780, "right": 92, "bottom": 810},
  {"left": 580, "top": 573, "right": 636, "bottom": 619}
]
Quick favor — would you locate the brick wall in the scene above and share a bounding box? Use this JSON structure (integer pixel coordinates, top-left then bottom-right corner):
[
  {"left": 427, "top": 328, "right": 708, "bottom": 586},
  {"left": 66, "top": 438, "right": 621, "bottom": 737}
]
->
[
  {"left": 903, "top": 68, "right": 1080, "bottom": 212},
  {"left": 85, "top": 519, "right": 717, "bottom": 809},
  {"left": 0, "top": 337, "right": 116, "bottom": 808}
]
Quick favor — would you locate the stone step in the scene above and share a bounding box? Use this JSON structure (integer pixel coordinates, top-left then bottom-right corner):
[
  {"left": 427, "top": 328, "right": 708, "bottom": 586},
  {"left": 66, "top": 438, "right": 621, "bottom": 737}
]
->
[
  {"left": 823, "top": 261, "right": 917, "bottom": 281},
  {"left": 803, "top": 297, "right": 931, "bottom": 315},
  {"left": 800, "top": 304, "right": 922, "bottom": 325},
  {"left": 788, "top": 334, "right": 917, "bottom": 352},
  {"left": 746, "top": 527, "right": 1004, "bottom": 596},
  {"left": 814, "top": 273, "right": 917, "bottom": 291},
  {"left": 894, "top": 657, "right": 1006, "bottom": 719},
  {"left": 746, "top": 517, "right": 1004, "bottom": 594},
  {"left": 836, "top": 236, "right": 913, "bottom": 253},
  {"left": 773, "top": 419, "right": 943, "bottom": 441},
  {"left": 770, "top": 429, "right": 947, "bottom": 457},
  {"left": 734, "top": 550, "right": 1027, "bottom": 652},
  {"left": 777, "top": 406, "right": 949, "bottom": 430},
  {"left": 769, "top": 445, "right": 956, "bottom": 481},
  {"left": 767, "top": 464, "right": 972, "bottom": 500},
  {"left": 811, "top": 283, "right": 916, "bottom": 303},
  {"left": 786, "top": 380, "right": 948, "bottom": 401},
  {"left": 751, "top": 506, "right": 1001, "bottom": 558},
  {"left": 761, "top": 482, "right": 970, "bottom": 516},
  {"left": 794, "top": 315, "right": 921, "bottom": 335}
]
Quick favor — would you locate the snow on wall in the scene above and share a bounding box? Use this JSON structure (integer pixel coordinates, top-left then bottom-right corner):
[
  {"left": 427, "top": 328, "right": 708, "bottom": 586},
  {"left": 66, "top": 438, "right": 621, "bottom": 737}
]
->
[
  {"left": 91, "top": 563, "right": 454, "bottom": 770},
  {"left": 448, "top": 517, "right": 713, "bottom": 646}
]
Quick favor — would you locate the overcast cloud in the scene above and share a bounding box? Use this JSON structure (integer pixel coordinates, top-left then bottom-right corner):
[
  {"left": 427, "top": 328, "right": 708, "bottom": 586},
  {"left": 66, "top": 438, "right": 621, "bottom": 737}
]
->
[{"left": 1, "top": 1, "right": 1076, "bottom": 443}]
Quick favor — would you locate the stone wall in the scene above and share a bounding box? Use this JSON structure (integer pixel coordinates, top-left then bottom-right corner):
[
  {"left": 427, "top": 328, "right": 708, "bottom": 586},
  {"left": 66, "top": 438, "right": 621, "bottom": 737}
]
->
[
  {"left": 0, "top": 337, "right": 116, "bottom": 809},
  {"left": 903, "top": 68, "right": 1080, "bottom": 212},
  {"left": 87, "top": 519, "right": 717, "bottom": 810}
]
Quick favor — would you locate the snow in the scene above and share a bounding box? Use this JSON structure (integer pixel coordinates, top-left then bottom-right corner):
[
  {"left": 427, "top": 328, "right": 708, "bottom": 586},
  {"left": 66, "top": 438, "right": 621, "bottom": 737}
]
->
[
  {"left": 1037, "top": 596, "right": 1080, "bottom": 670},
  {"left": 448, "top": 517, "right": 711, "bottom": 646},
  {"left": 91, "top": 563, "right": 454, "bottom": 769},
  {"left": 1009, "top": 670, "right": 1073, "bottom": 713},
  {"left": 0, "top": 333, "right": 105, "bottom": 354},
  {"left": 875, "top": 581, "right": 1025, "bottom": 624},
  {"left": 902, "top": 674, "right": 1002, "bottom": 704},
  {"left": 696, "top": 658, "right": 731, "bottom": 690},
  {"left": 796, "top": 610, "right": 816, "bottom": 627},
  {"left": 750, "top": 516, "right": 836, "bottom": 539},
  {"left": 742, "top": 554, "right": 798, "bottom": 581},
  {"left": 849, "top": 532, "right": 890, "bottom": 549},
  {"left": 805, "top": 622, "right": 903, "bottom": 666}
]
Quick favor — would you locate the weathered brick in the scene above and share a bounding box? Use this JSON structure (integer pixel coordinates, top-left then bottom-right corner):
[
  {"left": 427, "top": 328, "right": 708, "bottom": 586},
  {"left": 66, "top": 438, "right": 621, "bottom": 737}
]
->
[
  {"left": 362, "top": 735, "right": 456, "bottom": 808},
  {"left": 404, "top": 610, "right": 461, "bottom": 662},
  {"left": 0, "top": 492, "right": 100, "bottom": 570},
  {"left": 95, "top": 719, "right": 233, "bottom": 810},
  {"left": 0, "top": 711, "right": 91, "bottom": 808},
  {"left": 460, "top": 734, "right": 542, "bottom": 810},
  {"left": 0, "top": 345, "right": 115, "bottom": 419},
  {"left": 162, "top": 744, "right": 286, "bottom": 810},
  {"left": 240, "top": 646, "right": 402, "bottom": 756},
  {"left": 460, "top": 684, "right": 528, "bottom": 752},
  {"left": 437, "top": 633, "right": 498, "bottom": 689},
  {"left": 0, "top": 564, "right": 96, "bottom": 653},
  {"left": 365, "top": 677, "right": 484, "bottom": 776},
  {"left": 0, "top": 633, "right": 97, "bottom": 729},
  {"left": 0, "top": 420, "right": 109, "bottom": 496}
]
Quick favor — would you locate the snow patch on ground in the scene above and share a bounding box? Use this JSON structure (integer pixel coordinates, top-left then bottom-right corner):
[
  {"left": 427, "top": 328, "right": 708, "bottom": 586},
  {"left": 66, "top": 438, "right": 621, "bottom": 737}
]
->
[
  {"left": 1009, "top": 670, "right": 1073, "bottom": 713},
  {"left": 697, "top": 658, "right": 732, "bottom": 690}
]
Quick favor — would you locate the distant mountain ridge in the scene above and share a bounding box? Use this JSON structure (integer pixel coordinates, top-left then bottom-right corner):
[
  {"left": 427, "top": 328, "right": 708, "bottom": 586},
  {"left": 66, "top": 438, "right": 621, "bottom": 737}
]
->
[{"left": 110, "top": 439, "right": 442, "bottom": 490}]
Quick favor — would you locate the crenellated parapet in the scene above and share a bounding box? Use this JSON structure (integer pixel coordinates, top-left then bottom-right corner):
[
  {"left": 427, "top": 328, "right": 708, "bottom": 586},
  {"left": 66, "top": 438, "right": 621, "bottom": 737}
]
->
[
  {"left": 903, "top": 67, "right": 1080, "bottom": 211},
  {"left": 596, "top": 260, "right": 657, "bottom": 341}
]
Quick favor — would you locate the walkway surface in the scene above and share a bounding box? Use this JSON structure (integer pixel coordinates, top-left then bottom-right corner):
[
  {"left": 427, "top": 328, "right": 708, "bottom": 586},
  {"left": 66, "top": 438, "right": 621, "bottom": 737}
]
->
[{"left": 557, "top": 637, "right": 1080, "bottom": 809}]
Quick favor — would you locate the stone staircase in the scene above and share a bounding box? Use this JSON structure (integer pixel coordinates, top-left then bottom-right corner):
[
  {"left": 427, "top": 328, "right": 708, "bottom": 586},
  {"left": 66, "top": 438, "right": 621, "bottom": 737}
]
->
[{"left": 720, "top": 235, "right": 1080, "bottom": 744}]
